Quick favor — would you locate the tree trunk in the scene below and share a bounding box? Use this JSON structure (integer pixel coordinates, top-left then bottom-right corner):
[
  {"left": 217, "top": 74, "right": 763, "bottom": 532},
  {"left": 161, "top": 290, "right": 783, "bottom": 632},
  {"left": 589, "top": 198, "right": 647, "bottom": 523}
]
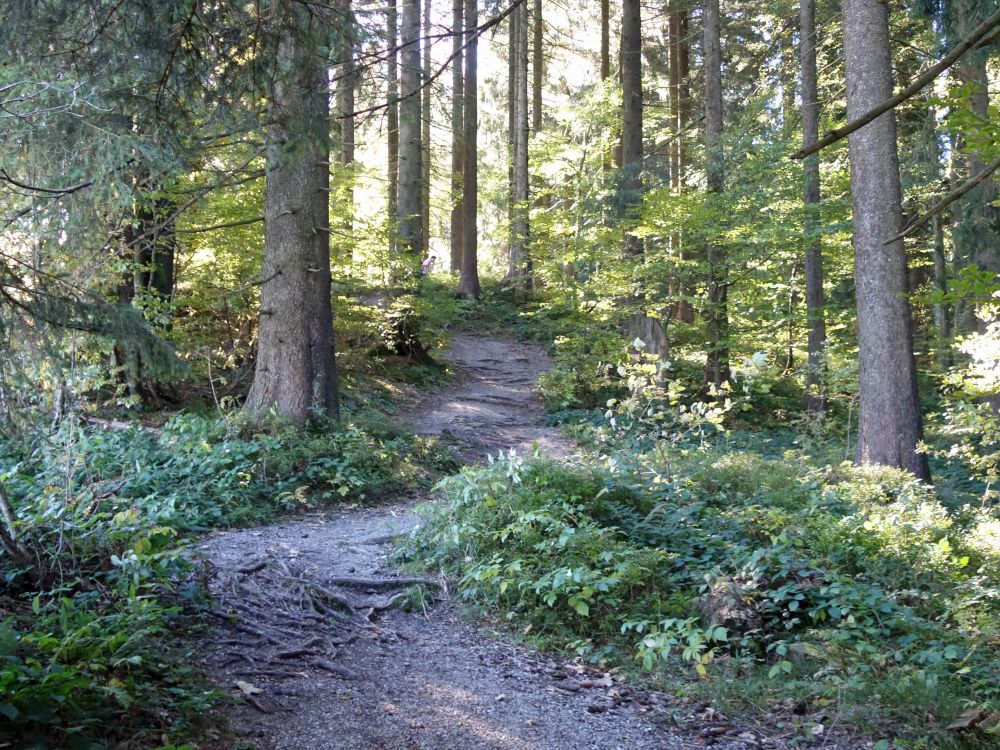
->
[
  {"left": 246, "top": 0, "right": 339, "bottom": 422},
  {"left": 397, "top": 0, "right": 424, "bottom": 273},
  {"left": 600, "top": 0, "right": 611, "bottom": 81},
  {"left": 337, "top": 0, "right": 356, "bottom": 258},
  {"left": 674, "top": 7, "right": 694, "bottom": 324},
  {"left": 932, "top": 212, "right": 951, "bottom": 368},
  {"left": 621, "top": 0, "right": 642, "bottom": 258},
  {"left": 953, "top": 1, "right": 999, "bottom": 330},
  {"left": 450, "top": 0, "right": 464, "bottom": 272},
  {"left": 508, "top": 9, "right": 516, "bottom": 262},
  {"left": 457, "top": 0, "right": 481, "bottom": 298},
  {"left": 131, "top": 196, "right": 176, "bottom": 309},
  {"left": 507, "top": 0, "right": 530, "bottom": 288},
  {"left": 532, "top": 0, "right": 543, "bottom": 134},
  {"left": 668, "top": 11, "right": 680, "bottom": 194},
  {"left": 703, "top": 0, "right": 729, "bottom": 389},
  {"left": 842, "top": 0, "right": 928, "bottom": 479},
  {"left": 801, "top": 0, "right": 826, "bottom": 413},
  {"left": 421, "top": 0, "right": 432, "bottom": 259},
  {"left": 621, "top": 0, "right": 667, "bottom": 358},
  {"left": 387, "top": 0, "right": 399, "bottom": 254}
]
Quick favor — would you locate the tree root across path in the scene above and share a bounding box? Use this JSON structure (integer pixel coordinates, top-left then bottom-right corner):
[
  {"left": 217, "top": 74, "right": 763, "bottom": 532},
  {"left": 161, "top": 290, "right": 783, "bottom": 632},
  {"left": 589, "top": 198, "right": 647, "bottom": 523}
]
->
[{"left": 202, "top": 553, "right": 444, "bottom": 714}]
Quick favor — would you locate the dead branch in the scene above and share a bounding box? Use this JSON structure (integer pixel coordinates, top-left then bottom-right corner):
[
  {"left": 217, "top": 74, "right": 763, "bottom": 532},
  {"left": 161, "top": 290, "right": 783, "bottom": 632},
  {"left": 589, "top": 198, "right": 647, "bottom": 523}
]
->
[
  {"left": 792, "top": 7, "right": 1000, "bottom": 159},
  {"left": 886, "top": 154, "right": 1000, "bottom": 244},
  {"left": 310, "top": 658, "right": 360, "bottom": 680}
]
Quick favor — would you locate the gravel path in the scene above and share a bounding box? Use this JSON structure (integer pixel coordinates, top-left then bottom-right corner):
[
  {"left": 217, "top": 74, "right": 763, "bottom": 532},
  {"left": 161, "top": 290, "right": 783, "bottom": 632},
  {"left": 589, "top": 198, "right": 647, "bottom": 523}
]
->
[{"left": 193, "top": 334, "right": 837, "bottom": 750}]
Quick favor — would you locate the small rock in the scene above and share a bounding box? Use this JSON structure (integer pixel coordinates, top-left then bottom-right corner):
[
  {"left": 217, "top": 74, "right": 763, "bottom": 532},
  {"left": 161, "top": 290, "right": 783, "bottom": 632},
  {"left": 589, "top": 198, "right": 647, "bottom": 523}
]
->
[
  {"left": 557, "top": 680, "right": 582, "bottom": 692},
  {"left": 496, "top": 694, "right": 507, "bottom": 702},
  {"left": 587, "top": 704, "right": 607, "bottom": 714},
  {"left": 580, "top": 679, "right": 594, "bottom": 689}
]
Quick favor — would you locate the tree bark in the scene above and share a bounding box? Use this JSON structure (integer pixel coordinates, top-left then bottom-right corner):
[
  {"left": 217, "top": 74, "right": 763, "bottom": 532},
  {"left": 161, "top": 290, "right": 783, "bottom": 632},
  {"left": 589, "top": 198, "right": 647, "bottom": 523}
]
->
[
  {"left": 703, "top": 0, "right": 729, "bottom": 389},
  {"left": 247, "top": 0, "right": 339, "bottom": 422},
  {"left": 600, "top": 0, "right": 611, "bottom": 81},
  {"left": 801, "top": 0, "right": 826, "bottom": 413},
  {"left": 132, "top": 196, "right": 175, "bottom": 308},
  {"left": 397, "top": 0, "right": 424, "bottom": 273},
  {"left": 457, "top": 0, "right": 482, "bottom": 298},
  {"left": 842, "top": 0, "right": 928, "bottom": 479},
  {"left": 507, "top": 0, "right": 530, "bottom": 288},
  {"left": 621, "top": 0, "right": 642, "bottom": 258},
  {"left": 674, "top": 7, "right": 694, "bottom": 324},
  {"left": 953, "top": 1, "right": 1000, "bottom": 331},
  {"left": 532, "top": 0, "right": 543, "bottom": 134},
  {"left": 421, "top": 0, "right": 432, "bottom": 259},
  {"left": 668, "top": 11, "right": 681, "bottom": 195},
  {"left": 450, "top": 0, "right": 464, "bottom": 272},
  {"left": 387, "top": 0, "right": 399, "bottom": 254},
  {"left": 932, "top": 212, "right": 952, "bottom": 370},
  {"left": 337, "top": 0, "right": 356, "bottom": 258}
]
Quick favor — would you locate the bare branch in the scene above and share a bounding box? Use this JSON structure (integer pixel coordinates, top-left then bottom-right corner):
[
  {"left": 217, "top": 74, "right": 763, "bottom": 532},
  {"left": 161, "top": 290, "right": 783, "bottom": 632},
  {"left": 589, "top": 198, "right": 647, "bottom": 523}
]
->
[
  {"left": 886, "top": 154, "right": 1000, "bottom": 245},
  {"left": 791, "top": 7, "right": 1000, "bottom": 160}
]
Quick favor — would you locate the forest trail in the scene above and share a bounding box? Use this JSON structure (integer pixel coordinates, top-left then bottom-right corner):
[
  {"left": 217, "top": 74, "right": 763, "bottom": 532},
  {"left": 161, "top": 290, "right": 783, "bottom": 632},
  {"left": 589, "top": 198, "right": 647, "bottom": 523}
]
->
[{"left": 194, "top": 335, "right": 757, "bottom": 750}]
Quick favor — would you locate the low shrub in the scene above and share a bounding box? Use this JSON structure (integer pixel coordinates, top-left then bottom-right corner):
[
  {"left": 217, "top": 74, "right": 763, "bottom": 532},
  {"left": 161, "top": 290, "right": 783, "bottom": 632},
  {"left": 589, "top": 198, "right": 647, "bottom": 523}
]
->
[
  {"left": 1, "top": 407, "right": 451, "bottom": 747},
  {"left": 403, "top": 446, "right": 1000, "bottom": 744}
]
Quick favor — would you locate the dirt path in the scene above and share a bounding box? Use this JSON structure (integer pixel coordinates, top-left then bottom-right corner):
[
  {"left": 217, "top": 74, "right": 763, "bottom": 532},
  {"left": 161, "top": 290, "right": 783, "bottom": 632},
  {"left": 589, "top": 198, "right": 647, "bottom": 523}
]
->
[{"left": 194, "top": 335, "right": 761, "bottom": 750}]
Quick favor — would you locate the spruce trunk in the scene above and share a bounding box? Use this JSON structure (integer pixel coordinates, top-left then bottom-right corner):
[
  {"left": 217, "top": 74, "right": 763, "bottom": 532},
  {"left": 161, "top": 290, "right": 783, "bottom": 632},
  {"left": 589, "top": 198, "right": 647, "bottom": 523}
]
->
[
  {"left": 801, "top": 0, "right": 826, "bottom": 413},
  {"left": 703, "top": 0, "right": 729, "bottom": 388},
  {"left": 450, "top": 0, "right": 464, "bottom": 272},
  {"left": 842, "top": 0, "right": 929, "bottom": 480},
  {"left": 457, "top": 0, "right": 481, "bottom": 298},
  {"left": 397, "top": 0, "right": 424, "bottom": 274},
  {"left": 247, "top": 0, "right": 339, "bottom": 421}
]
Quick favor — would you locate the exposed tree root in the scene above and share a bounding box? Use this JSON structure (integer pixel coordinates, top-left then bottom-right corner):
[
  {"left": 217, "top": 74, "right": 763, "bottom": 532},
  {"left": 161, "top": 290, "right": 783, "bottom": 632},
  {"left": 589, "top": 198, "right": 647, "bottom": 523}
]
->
[
  {"left": 201, "top": 554, "right": 445, "bottom": 712},
  {"left": 323, "top": 575, "right": 444, "bottom": 590}
]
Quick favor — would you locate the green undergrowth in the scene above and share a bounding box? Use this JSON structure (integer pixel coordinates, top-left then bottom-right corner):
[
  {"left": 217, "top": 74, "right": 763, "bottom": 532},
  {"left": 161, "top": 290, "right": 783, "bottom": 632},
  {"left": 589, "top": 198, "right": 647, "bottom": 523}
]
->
[
  {"left": 0, "top": 407, "right": 453, "bottom": 748},
  {"left": 402, "top": 447, "right": 1000, "bottom": 748}
]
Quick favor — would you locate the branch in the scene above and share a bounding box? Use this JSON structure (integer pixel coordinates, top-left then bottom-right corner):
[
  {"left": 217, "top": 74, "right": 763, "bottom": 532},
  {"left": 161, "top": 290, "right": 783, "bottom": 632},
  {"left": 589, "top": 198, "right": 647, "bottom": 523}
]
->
[
  {"left": 791, "top": 7, "right": 1000, "bottom": 160},
  {"left": 341, "top": 0, "right": 527, "bottom": 120},
  {"left": 885, "top": 153, "right": 1000, "bottom": 244},
  {"left": 0, "top": 167, "right": 93, "bottom": 196},
  {"left": 174, "top": 215, "right": 264, "bottom": 234}
]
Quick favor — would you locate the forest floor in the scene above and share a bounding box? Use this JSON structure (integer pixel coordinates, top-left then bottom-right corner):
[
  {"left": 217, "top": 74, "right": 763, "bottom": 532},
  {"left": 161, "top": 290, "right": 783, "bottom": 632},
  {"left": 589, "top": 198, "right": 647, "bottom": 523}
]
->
[{"left": 193, "top": 334, "right": 855, "bottom": 750}]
